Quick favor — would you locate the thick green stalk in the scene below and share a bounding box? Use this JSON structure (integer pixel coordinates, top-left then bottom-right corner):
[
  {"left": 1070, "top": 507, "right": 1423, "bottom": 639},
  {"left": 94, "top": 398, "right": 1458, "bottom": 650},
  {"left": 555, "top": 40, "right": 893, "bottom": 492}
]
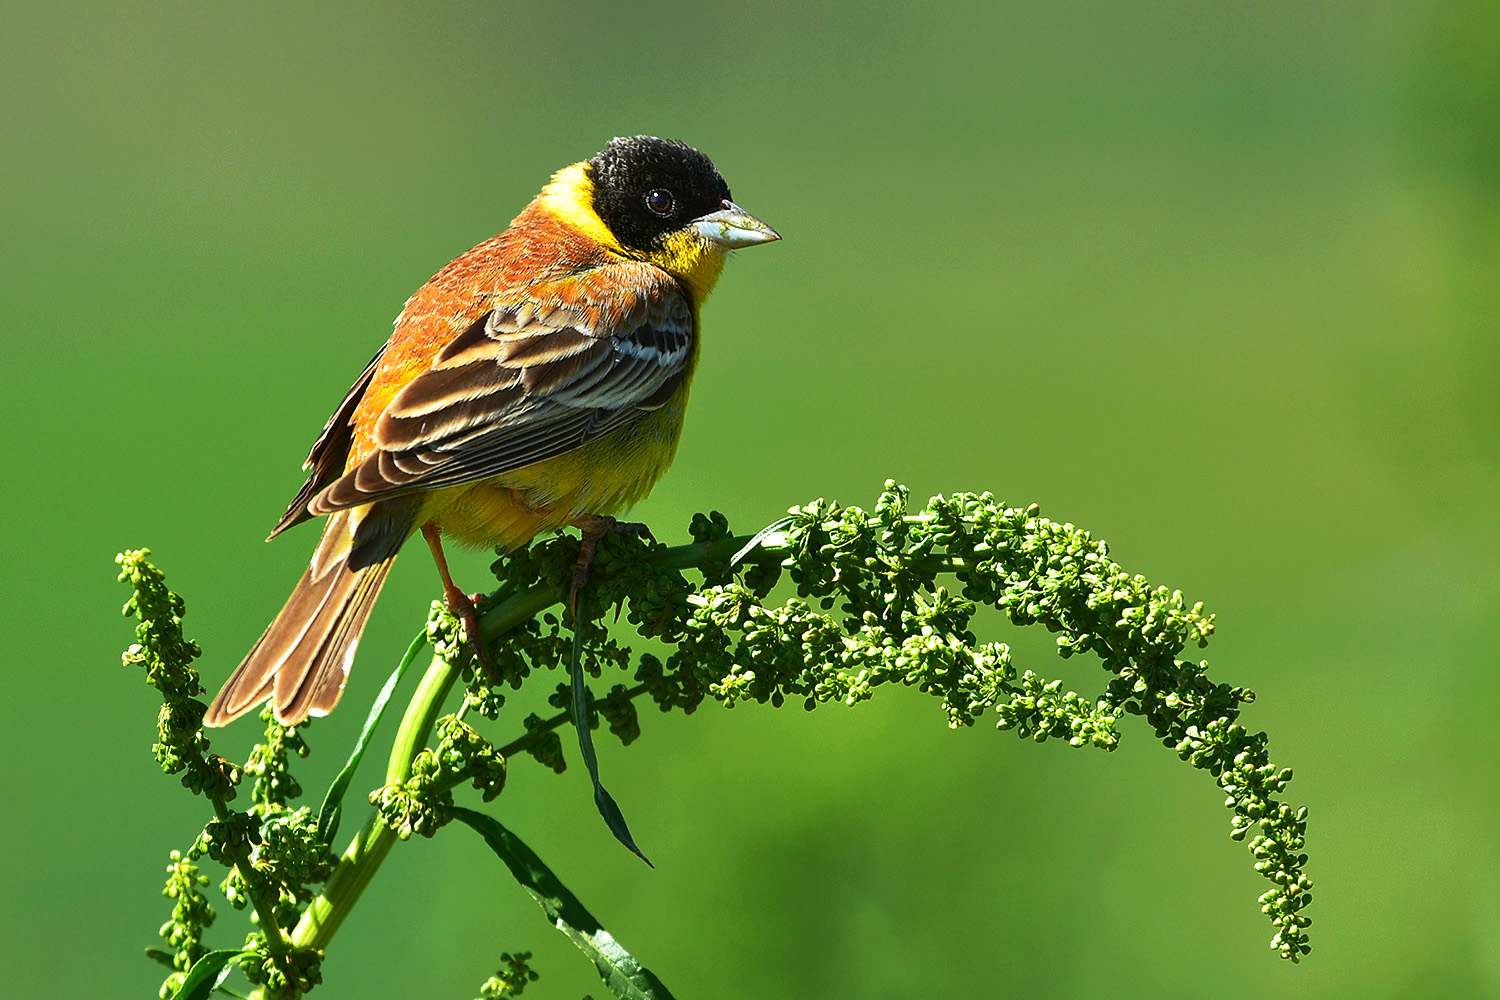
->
[
  {"left": 288, "top": 584, "right": 559, "bottom": 953},
  {"left": 288, "top": 649, "right": 451, "bottom": 952}
]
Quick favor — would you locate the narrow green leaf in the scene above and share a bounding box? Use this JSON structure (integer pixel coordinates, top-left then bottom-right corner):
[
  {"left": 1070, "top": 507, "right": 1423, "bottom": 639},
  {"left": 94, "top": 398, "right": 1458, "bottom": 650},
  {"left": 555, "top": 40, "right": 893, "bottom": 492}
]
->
[
  {"left": 730, "top": 515, "right": 794, "bottom": 568},
  {"left": 169, "top": 949, "right": 243, "bottom": 1000},
  {"left": 570, "top": 590, "right": 651, "bottom": 866},
  {"left": 316, "top": 630, "right": 427, "bottom": 845},
  {"left": 450, "top": 807, "right": 676, "bottom": 1000}
]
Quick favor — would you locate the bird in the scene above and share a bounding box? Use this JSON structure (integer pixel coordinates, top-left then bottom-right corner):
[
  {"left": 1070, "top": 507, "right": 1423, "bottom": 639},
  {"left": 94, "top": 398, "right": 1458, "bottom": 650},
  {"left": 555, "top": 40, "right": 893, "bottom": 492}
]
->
[{"left": 204, "top": 136, "right": 780, "bottom": 727}]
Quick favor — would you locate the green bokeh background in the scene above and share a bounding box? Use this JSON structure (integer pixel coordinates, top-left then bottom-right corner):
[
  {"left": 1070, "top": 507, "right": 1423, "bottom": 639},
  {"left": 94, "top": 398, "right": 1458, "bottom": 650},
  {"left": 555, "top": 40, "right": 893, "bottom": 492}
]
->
[{"left": 5, "top": 1, "right": 1498, "bottom": 996}]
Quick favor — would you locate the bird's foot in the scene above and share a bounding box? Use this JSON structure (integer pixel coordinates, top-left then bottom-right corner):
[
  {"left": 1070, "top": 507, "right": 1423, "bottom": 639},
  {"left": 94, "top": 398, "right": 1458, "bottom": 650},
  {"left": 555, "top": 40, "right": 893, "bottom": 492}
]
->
[
  {"left": 421, "top": 521, "right": 499, "bottom": 682},
  {"left": 568, "top": 514, "right": 654, "bottom": 613},
  {"left": 448, "top": 588, "right": 499, "bottom": 683}
]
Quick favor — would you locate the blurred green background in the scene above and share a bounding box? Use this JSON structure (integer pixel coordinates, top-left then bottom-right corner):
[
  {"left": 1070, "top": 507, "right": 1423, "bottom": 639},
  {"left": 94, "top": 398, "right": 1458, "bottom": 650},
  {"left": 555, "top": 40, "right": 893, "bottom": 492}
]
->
[{"left": 4, "top": 0, "right": 1498, "bottom": 996}]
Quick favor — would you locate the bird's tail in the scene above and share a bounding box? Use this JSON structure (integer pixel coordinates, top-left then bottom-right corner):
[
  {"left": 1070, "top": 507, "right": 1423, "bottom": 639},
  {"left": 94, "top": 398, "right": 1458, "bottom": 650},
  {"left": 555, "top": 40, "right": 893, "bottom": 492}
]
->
[{"left": 204, "top": 506, "right": 410, "bottom": 727}]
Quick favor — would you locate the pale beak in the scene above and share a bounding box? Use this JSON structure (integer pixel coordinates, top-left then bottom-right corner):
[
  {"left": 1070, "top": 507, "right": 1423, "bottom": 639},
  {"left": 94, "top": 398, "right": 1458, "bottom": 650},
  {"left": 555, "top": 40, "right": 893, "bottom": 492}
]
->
[{"left": 692, "top": 200, "right": 781, "bottom": 249}]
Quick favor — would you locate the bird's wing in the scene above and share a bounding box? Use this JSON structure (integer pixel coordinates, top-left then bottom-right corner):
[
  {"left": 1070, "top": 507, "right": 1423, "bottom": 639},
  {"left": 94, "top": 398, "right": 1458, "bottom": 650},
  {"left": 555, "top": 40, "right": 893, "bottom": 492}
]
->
[
  {"left": 270, "top": 341, "right": 389, "bottom": 538},
  {"left": 308, "top": 275, "right": 694, "bottom": 513}
]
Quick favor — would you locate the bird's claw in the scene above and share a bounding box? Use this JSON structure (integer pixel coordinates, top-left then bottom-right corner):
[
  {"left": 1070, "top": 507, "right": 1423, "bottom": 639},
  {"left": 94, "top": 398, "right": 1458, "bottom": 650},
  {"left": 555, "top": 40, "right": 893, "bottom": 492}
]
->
[{"left": 568, "top": 515, "right": 654, "bottom": 614}]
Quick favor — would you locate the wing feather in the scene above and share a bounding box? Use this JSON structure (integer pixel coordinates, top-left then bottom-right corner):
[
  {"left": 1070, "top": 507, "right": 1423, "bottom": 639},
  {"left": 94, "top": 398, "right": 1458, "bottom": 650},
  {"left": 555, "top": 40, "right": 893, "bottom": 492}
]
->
[{"left": 309, "top": 273, "right": 694, "bottom": 514}]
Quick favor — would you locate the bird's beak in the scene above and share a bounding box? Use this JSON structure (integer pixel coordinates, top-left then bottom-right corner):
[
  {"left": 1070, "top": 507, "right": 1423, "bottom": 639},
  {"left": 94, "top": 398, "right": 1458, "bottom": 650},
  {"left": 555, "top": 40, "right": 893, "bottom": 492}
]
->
[{"left": 692, "top": 200, "right": 781, "bottom": 249}]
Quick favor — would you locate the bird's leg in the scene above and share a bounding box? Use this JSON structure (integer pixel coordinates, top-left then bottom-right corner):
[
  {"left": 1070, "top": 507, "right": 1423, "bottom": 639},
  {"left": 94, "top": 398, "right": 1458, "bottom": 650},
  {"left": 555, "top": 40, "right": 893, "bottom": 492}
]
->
[
  {"left": 421, "top": 521, "right": 498, "bottom": 682},
  {"left": 568, "top": 514, "right": 655, "bottom": 613}
]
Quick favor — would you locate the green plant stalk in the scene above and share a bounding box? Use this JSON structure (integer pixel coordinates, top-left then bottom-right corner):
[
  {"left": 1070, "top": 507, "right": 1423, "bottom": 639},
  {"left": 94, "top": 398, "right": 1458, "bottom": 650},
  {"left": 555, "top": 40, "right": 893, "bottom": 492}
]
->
[
  {"left": 493, "top": 683, "right": 649, "bottom": 760},
  {"left": 207, "top": 791, "right": 291, "bottom": 963},
  {"left": 288, "top": 584, "right": 558, "bottom": 953},
  {"left": 288, "top": 648, "right": 449, "bottom": 952}
]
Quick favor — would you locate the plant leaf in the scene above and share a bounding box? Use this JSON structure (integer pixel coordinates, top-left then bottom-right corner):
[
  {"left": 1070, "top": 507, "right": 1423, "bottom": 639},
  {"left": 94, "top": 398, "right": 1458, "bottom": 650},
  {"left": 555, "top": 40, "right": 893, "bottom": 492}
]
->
[
  {"left": 571, "top": 590, "right": 651, "bottom": 866},
  {"left": 316, "top": 630, "right": 427, "bottom": 845},
  {"left": 730, "top": 515, "right": 793, "bottom": 568},
  {"left": 450, "top": 807, "right": 676, "bottom": 1000},
  {"left": 169, "top": 949, "right": 242, "bottom": 1000}
]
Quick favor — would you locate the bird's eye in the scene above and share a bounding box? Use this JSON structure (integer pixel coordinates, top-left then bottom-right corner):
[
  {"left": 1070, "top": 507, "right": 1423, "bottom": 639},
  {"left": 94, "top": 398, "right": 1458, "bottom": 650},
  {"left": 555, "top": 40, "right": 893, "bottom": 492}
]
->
[{"left": 645, "top": 189, "right": 674, "bottom": 216}]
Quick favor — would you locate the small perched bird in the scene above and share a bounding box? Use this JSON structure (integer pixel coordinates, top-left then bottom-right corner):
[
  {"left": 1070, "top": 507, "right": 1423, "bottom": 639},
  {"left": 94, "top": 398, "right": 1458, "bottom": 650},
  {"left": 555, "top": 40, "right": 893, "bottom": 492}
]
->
[{"left": 205, "top": 136, "right": 780, "bottom": 727}]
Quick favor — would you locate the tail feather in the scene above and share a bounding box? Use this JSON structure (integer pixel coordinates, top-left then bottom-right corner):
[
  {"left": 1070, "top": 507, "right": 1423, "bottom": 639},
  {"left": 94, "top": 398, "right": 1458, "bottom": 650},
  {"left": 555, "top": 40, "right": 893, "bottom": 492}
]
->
[
  {"left": 205, "top": 508, "right": 408, "bottom": 727},
  {"left": 275, "top": 558, "right": 391, "bottom": 723}
]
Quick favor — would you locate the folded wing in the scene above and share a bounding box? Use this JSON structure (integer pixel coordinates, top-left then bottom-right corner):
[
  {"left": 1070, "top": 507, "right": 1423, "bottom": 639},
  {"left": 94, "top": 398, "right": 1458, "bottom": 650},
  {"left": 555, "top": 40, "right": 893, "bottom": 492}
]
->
[{"left": 309, "top": 276, "right": 695, "bottom": 514}]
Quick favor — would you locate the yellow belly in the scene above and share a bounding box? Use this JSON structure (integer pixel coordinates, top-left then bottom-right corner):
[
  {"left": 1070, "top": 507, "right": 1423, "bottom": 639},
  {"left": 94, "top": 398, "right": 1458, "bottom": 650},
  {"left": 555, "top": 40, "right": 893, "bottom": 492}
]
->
[{"left": 425, "top": 386, "right": 690, "bottom": 550}]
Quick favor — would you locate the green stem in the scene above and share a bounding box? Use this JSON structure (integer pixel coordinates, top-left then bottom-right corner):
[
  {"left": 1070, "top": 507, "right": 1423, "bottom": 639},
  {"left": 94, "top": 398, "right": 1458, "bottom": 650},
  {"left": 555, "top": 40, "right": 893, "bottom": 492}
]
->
[
  {"left": 207, "top": 793, "right": 291, "bottom": 962},
  {"left": 287, "top": 649, "right": 449, "bottom": 952},
  {"left": 635, "top": 527, "right": 967, "bottom": 576},
  {"left": 493, "top": 683, "right": 649, "bottom": 760},
  {"left": 648, "top": 531, "right": 786, "bottom": 571}
]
